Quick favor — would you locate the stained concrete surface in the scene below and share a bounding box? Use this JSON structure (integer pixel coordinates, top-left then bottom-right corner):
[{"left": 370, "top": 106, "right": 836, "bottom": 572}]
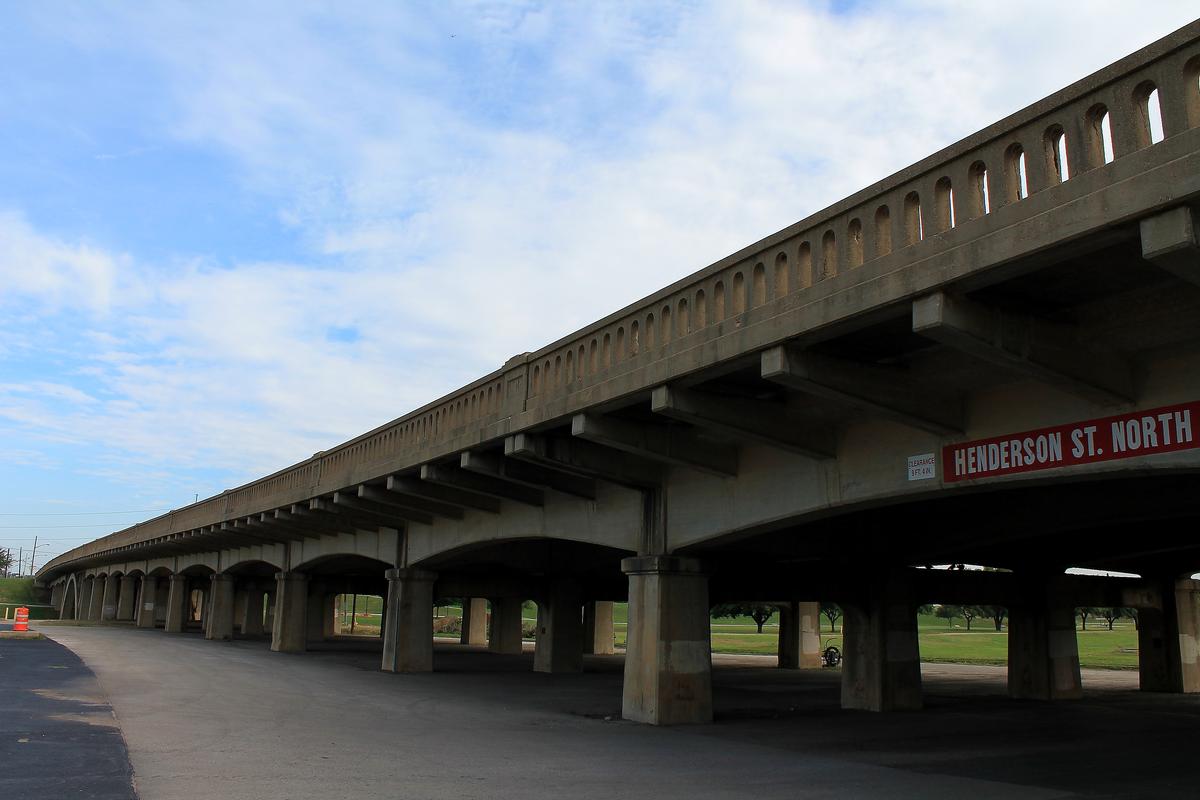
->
[
  {"left": 35, "top": 625, "right": 1200, "bottom": 799},
  {"left": 0, "top": 623, "right": 135, "bottom": 799}
]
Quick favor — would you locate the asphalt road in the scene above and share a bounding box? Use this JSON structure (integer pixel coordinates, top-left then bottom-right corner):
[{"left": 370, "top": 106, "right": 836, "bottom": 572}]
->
[
  {"left": 0, "top": 624, "right": 135, "bottom": 799},
  {"left": 30, "top": 625, "right": 1200, "bottom": 799}
]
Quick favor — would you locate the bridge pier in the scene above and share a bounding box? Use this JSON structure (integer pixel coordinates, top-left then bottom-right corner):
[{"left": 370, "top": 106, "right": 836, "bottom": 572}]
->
[
  {"left": 165, "top": 574, "right": 188, "bottom": 632},
  {"left": 841, "top": 571, "right": 922, "bottom": 711},
  {"left": 306, "top": 585, "right": 333, "bottom": 644},
  {"left": 534, "top": 580, "right": 584, "bottom": 673},
  {"left": 460, "top": 597, "right": 488, "bottom": 646},
  {"left": 621, "top": 556, "right": 712, "bottom": 725},
  {"left": 117, "top": 575, "right": 138, "bottom": 621},
  {"left": 240, "top": 583, "right": 266, "bottom": 637},
  {"left": 101, "top": 575, "right": 119, "bottom": 621},
  {"left": 778, "top": 601, "right": 822, "bottom": 669},
  {"left": 205, "top": 574, "right": 236, "bottom": 641},
  {"left": 271, "top": 572, "right": 309, "bottom": 653},
  {"left": 136, "top": 577, "right": 159, "bottom": 628},
  {"left": 381, "top": 568, "right": 436, "bottom": 672},
  {"left": 1008, "top": 574, "right": 1083, "bottom": 700},
  {"left": 488, "top": 597, "right": 524, "bottom": 654},
  {"left": 1138, "top": 578, "right": 1200, "bottom": 693},
  {"left": 583, "top": 600, "right": 615, "bottom": 655}
]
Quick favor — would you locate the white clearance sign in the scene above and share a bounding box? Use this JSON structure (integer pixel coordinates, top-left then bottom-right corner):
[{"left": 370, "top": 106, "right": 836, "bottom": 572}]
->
[{"left": 944, "top": 401, "right": 1199, "bottom": 483}]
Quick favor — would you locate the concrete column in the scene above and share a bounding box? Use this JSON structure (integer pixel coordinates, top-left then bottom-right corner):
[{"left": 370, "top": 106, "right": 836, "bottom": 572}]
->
[
  {"left": 263, "top": 590, "right": 276, "bottom": 633},
  {"left": 240, "top": 583, "right": 266, "bottom": 637},
  {"left": 307, "top": 586, "right": 332, "bottom": 643},
  {"left": 778, "top": 600, "right": 822, "bottom": 669},
  {"left": 153, "top": 580, "right": 170, "bottom": 626},
  {"left": 89, "top": 577, "right": 106, "bottom": 620},
  {"left": 460, "top": 597, "right": 488, "bottom": 646},
  {"left": 116, "top": 575, "right": 138, "bottom": 621},
  {"left": 381, "top": 568, "right": 437, "bottom": 673},
  {"left": 842, "top": 572, "right": 922, "bottom": 711},
  {"left": 165, "top": 575, "right": 189, "bottom": 633},
  {"left": 621, "top": 556, "right": 712, "bottom": 725},
  {"left": 534, "top": 580, "right": 584, "bottom": 673},
  {"left": 1008, "top": 574, "right": 1082, "bottom": 701},
  {"left": 1138, "top": 578, "right": 1200, "bottom": 693},
  {"left": 136, "top": 577, "right": 160, "bottom": 628},
  {"left": 488, "top": 598, "right": 524, "bottom": 655},
  {"left": 205, "top": 574, "right": 236, "bottom": 641},
  {"left": 271, "top": 572, "right": 309, "bottom": 653},
  {"left": 101, "top": 575, "right": 119, "bottom": 621},
  {"left": 232, "top": 587, "right": 248, "bottom": 633},
  {"left": 583, "top": 600, "right": 615, "bottom": 655},
  {"left": 50, "top": 583, "right": 64, "bottom": 612}
]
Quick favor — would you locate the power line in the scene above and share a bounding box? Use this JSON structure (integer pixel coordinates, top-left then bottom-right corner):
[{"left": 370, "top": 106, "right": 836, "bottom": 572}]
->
[
  {"left": 0, "top": 523, "right": 145, "bottom": 529},
  {"left": 0, "top": 508, "right": 169, "bottom": 517}
]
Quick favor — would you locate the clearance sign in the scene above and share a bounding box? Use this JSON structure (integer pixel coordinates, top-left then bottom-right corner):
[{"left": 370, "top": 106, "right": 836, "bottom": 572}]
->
[{"left": 943, "top": 401, "right": 1199, "bottom": 483}]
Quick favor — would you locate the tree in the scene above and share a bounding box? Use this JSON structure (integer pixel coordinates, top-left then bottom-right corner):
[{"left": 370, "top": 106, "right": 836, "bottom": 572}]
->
[
  {"left": 935, "top": 604, "right": 961, "bottom": 627},
  {"left": 711, "top": 603, "right": 775, "bottom": 633},
  {"left": 1096, "top": 607, "right": 1133, "bottom": 631},
  {"left": 0, "top": 549, "right": 12, "bottom": 577},
  {"left": 960, "top": 605, "right": 981, "bottom": 631},
  {"left": 981, "top": 605, "right": 1007, "bottom": 631},
  {"left": 820, "top": 602, "right": 842, "bottom": 633},
  {"left": 1077, "top": 607, "right": 1100, "bottom": 631}
]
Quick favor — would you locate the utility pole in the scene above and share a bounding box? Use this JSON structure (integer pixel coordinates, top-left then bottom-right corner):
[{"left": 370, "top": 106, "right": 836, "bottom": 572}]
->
[
  {"left": 29, "top": 536, "right": 38, "bottom": 576},
  {"left": 16, "top": 547, "right": 22, "bottom": 578}
]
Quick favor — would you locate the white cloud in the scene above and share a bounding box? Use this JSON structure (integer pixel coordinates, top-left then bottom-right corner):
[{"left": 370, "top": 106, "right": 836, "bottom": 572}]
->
[{"left": 3, "top": 1, "right": 1198, "bottom": 495}]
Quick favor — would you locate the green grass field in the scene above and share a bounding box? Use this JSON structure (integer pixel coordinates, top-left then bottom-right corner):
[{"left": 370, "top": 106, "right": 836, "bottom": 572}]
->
[{"left": 331, "top": 596, "right": 1140, "bottom": 670}]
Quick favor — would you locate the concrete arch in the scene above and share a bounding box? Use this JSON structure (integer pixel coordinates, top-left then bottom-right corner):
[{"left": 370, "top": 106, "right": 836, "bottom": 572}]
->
[{"left": 60, "top": 574, "right": 79, "bottom": 620}]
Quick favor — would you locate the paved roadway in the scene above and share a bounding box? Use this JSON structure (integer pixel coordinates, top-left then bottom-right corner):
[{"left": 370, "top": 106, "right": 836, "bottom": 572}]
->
[
  {"left": 0, "top": 623, "right": 135, "bottom": 799},
  {"left": 28, "top": 625, "right": 1200, "bottom": 799}
]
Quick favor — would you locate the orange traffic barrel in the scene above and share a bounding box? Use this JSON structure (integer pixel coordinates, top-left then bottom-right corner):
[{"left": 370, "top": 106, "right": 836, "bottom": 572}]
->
[{"left": 13, "top": 606, "right": 29, "bottom": 632}]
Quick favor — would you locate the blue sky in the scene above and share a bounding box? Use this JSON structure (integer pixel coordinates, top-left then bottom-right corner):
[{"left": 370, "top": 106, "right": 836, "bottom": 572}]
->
[{"left": 1, "top": 2, "right": 1196, "bottom": 571}]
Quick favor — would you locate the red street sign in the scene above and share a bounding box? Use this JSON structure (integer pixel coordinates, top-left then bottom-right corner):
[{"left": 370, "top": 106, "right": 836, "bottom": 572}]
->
[{"left": 943, "top": 401, "right": 1199, "bottom": 483}]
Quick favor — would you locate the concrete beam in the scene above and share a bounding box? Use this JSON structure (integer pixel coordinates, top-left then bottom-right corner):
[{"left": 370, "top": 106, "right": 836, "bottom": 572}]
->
[
  {"left": 571, "top": 414, "right": 737, "bottom": 477},
  {"left": 1141, "top": 205, "right": 1200, "bottom": 286},
  {"left": 386, "top": 474, "right": 500, "bottom": 514},
  {"left": 274, "top": 507, "right": 349, "bottom": 537},
  {"left": 505, "top": 433, "right": 664, "bottom": 488},
  {"left": 419, "top": 463, "right": 543, "bottom": 507},
  {"left": 461, "top": 451, "right": 596, "bottom": 500},
  {"left": 327, "top": 493, "right": 432, "bottom": 526},
  {"left": 359, "top": 484, "right": 463, "bottom": 520},
  {"left": 761, "top": 345, "right": 962, "bottom": 435},
  {"left": 650, "top": 385, "right": 836, "bottom": 459},
  {"left": 912, "top": 291, "right": 1132, "bottom": 405}
]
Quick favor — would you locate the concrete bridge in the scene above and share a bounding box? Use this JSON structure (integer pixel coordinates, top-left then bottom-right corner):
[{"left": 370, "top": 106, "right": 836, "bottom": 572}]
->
[{"left": 37, "top": 21, "right": 1200, "bottom": 724}]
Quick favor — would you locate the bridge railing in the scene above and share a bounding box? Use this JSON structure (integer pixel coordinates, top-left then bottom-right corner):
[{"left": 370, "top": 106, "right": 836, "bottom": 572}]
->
[{"left": 39, "top": 21, "right": 1200, "bottom": 577}]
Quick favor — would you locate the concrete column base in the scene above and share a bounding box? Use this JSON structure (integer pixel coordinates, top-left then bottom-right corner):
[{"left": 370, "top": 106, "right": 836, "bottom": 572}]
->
[
  {"left": 1139, "top": 578, "right": 1200, "bottom": 693},
  {"left": 205, "top": 574, "right": 236, "bottom": 641},
  {"left": 534, "top": 581, "right": 584, "bottom": 673},
  {"left": 621, "top": 556, "right": 712, "bottom": 725},
  {"left": 778, "top": 601, "right": 822, "bottom": 669},
  {"left": 460, "top": 597, "right": 488, "bottom": 646},
  {"left": 842, "top": 573, "right": 922, "bottom": 711},
  {"left": 584, "top": 601, "right": 615, "bottom": 655},
  {"left": 1008, "top": 575, "right": 1082, "bottom": 700},
  {"left": 488, "top": 598, "right": 524, "bottom": 654},
  {"left": 271, "top": 572, "right": 309, "bottom": 653},
  {"left": 136, "top": 577, "right": 160, "bottom": 628},
  {"left": 165, "top": 575, "right": 188, "bottom": 633},
  {"left": 381, "top": 568, "right": 437, "bottom": 673}
]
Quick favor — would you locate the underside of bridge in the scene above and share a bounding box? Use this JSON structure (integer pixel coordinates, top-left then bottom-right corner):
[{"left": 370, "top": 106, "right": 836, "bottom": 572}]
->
[{"left": 35, "top": 22, "right": 1200, "bottom": 726}]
